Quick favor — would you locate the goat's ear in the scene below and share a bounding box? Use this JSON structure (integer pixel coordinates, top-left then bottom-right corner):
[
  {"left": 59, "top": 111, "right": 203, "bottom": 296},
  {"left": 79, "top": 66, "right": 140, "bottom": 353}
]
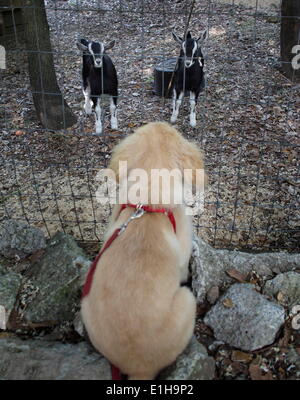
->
[
  {"left": 77, "top": 38, "right": 89, "bottom": 51},
  {"left": 172, "top": 31, "right": 183, "bottom": 44},
  {"left": 104, "top": 40, "right": 115, "bottom": 51},
  {"left": 197, "top": 30, "right": 207, "bottom": 43}
]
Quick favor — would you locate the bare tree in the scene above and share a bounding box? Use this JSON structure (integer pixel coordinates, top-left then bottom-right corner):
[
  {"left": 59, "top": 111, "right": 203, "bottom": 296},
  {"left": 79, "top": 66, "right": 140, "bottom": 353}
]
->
[
  {"left": 22, "top": 0, "right": 76, "bottom": 129},
  {"left": 280, "top": 0, "right": 300, "bottom": 82}
]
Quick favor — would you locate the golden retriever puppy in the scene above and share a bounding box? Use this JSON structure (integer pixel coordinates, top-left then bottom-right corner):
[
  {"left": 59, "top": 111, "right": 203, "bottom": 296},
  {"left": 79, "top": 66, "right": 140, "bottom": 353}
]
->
[{"left": 81, "top": 122, "right": 206, "bottom": 380}]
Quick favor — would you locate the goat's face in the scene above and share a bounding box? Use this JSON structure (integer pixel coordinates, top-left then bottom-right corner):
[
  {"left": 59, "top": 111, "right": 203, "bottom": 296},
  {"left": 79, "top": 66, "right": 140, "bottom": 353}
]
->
[
  {"left": 172, "top": 30, "right": 207, "bottom": 69},
  {"left": 77, "top": 38, "right": 115, "bottom": 68},
  {"left": 89, "top": 41, "right": 105, "bottom": 68}
]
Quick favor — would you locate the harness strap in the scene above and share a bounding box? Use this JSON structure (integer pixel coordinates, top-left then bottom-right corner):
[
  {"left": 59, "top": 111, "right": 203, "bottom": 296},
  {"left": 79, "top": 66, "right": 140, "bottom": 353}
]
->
[
  {"left": 111, "top": 364, "right": 122, "bottom": 380},
  {"left": 120, "top": 203, "right": 176, "bottom": 233},
  {"left": 82, "top": 204, "right": 176, "bottom": 299},
  {"left": 81, "top": 204, "right": 177, "bottom": 380},
  {"left": 81, "top": 226, "right": 121, "bottom": 298}
]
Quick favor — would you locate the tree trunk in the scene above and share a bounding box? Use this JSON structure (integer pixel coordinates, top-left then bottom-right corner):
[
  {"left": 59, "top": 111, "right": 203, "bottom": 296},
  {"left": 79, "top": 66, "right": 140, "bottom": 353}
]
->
[
  {"left": 280, "top": 0, "right": 300, "bottom": 82},
  {"left": 22, "top": 0, "right": 76, "bottom": 129}
]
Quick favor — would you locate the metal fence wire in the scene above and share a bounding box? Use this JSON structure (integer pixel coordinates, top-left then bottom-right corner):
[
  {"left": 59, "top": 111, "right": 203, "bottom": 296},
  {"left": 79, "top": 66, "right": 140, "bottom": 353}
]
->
[{"left": 0, "top": 0, "right": 299, "bottom": 252}]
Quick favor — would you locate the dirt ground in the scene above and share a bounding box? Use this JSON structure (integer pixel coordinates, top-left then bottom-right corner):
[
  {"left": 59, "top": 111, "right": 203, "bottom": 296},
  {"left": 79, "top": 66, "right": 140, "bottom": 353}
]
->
[
  {"left": 0, "top": 1, "right": 299, "bottom": 382},
  {"left": 0, "top": 0, "right": 299, "bottom": 252},
  {"left": 216, "top": 0, "right": 280, "bottom": 9}
]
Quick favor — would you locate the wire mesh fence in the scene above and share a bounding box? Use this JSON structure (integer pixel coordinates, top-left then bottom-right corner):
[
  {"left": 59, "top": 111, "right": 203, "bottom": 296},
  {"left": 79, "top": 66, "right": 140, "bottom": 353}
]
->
[{"left": 0, "top": 0, "right": 299, "bottom": 252}]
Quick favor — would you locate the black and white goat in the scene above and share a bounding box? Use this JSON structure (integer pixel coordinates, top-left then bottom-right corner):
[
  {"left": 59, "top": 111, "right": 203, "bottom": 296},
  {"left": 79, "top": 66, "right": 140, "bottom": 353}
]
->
[
  {"left": 77, "top": 38, "right": 118, "bottom": 135},
  {"left": 171, "top": 30, "right": 207, "bottom": 128}
]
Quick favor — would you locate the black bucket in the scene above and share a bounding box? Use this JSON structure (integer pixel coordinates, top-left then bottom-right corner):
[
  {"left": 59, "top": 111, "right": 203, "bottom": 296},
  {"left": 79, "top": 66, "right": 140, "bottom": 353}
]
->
[
  {"left": 153, "top": 57, "right": 205, "bottom": 98},
  {"left": 153, "top": 57, "right": 177, "bottom": 98}
]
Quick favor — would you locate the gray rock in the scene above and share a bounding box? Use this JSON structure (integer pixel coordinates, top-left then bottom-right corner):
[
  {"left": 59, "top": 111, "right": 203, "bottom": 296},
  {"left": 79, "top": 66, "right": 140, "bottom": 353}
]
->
[
  {"left": 0, "top": 337, "right": 111, "bottom": 379},
  {"left": 191, "top": 236, "right": 300, "bottom": 302},
  {"left": 0, "top": 220, "right": 46, "bottom": 259},
  {"left": 0, "top": 265, "right": 22, "bottom": 328},
  {"left": 0, "top": 335, "right": 215, "bottom": 380},
  {"left": 159, "top": 337, "right": 215, "bottom": 380},
  {"left": 263, "top": 272, "right": 300, "bottom": 309},
  {"left": 22, "top": 232, "right": 91, "bottom": 324},
  {"left": 204, "top": 283, "right": 285, "bottom": 351}
]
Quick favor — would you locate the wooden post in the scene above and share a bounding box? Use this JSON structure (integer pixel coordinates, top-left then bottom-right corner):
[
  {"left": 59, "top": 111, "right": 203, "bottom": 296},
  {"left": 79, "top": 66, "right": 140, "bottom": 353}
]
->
[{"left": 21, "top": 0, "right": 77, "bottom": 130}]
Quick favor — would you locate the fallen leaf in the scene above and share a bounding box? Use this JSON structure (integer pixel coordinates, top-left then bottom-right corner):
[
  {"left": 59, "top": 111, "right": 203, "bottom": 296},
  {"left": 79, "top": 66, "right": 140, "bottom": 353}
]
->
[
  {"left": 15, "top": 130, "right": 25, "bottom": 136},
  {"left": 0, "top": 332, "right": 15, "bottom": 338},
  {"left": 109, "top": 129, "right": 123, "bottom": 135},
  {"left": 231, "top": 361, "right": 248, "bottom": 375},
  {"left": 277, "top": 291, "right": 285, "bottom": 303},
  {"left": 27, "top": 249, "right": 45, "bottom": 263},
  {"left": 231, "top": 350, "right": 253, "bottom": 363},
  {"left": 249, "top": 363, "right": 273, "bottom": 380},
  {"left": 248, "top": 271, "right": 260, "bottom": 285},
  {"left": 197, "top": 300, "right": 210, "bottom": 316},
  {"left": 223, "top": 298, "right": 234, "bottom": 308},
  {"left": 278, "top": 367, "right": 286, "bottom": 379},
  {"left": 226, "top": 269, "right": 247, "bottom": 282},
  {"left": 279, "top": 326, "right": 291, "bottom": 348},
  {"left": 28, "top": 320, "right": 58, "bottom": 329}
]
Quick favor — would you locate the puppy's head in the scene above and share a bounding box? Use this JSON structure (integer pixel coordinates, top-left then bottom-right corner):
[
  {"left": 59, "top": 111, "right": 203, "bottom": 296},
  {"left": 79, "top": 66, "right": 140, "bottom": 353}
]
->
[{"left": 108, "top": 122, "right": 207, "bottom": 206}]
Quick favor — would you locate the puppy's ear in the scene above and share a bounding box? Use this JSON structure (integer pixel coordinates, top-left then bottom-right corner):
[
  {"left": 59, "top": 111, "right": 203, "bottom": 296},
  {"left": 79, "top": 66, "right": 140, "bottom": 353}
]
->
[
  {"left": 108, "top": 139, "right": 133, "bottom": 183},
  {"left": 108, "top": 148, "right": 124, "bottom": 183},
  {"left": 179, "top": 139, "right": 207, "bottom": 189}
]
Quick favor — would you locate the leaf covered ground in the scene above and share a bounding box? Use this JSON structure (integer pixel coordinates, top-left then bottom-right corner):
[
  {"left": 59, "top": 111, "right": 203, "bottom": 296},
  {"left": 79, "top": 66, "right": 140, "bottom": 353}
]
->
[
  {"left": 1, "top": 0, "right": 299, "bottom": 252},
  {"left": 0, "top": 1, "right": 299, "bottom": 380}
]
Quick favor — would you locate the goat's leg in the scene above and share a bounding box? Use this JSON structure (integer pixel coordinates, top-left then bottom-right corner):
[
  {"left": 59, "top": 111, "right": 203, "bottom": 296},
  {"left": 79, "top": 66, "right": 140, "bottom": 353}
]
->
[
  {"left": 170, "top": 89, "right": 183, "bottom": 124},
  {"left": 189, "top": 92, "right": 197, "bottom": 128},
  {"left": 94, "top": 97, "right": 102, "bottom": 135},
  {"left": 83, "top": 83, "right": 92, "bottom": 115},
  {"left": 171, "top": 88, "right": 176, "bottom": 122},
  {"left": 110, "top": 96, "right": 118, "bottom": 130}
]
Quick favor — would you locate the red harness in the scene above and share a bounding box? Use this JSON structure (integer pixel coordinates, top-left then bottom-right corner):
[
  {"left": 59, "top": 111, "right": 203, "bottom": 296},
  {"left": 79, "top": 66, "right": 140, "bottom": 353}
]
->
[
  {"left": 119, "top": 203, "right": 176, "bottom": 233},
  {"left": 81, "top": 204, "right": 176, "bottom": 379}
]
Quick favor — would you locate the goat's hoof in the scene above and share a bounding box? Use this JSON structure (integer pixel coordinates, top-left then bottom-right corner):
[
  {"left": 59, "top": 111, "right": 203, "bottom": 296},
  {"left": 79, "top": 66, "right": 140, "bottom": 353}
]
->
[
  {"left": 95, "top": 125, "right": 102, "bottom": 135},
  {"left": 84, "top": 101, "right": 93, "bottom": 115},
  {"left": 111, "top": 120, "right": 118, "bottom": 130},
  {"left": 170, "top": 116, "right": 177, "bottom": 124},
  {"left": 190, "top": 119, "right": 196, "bottom": 128},
  {"left": 84, "top": 106, "right": 92, "bottom": 115}
]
